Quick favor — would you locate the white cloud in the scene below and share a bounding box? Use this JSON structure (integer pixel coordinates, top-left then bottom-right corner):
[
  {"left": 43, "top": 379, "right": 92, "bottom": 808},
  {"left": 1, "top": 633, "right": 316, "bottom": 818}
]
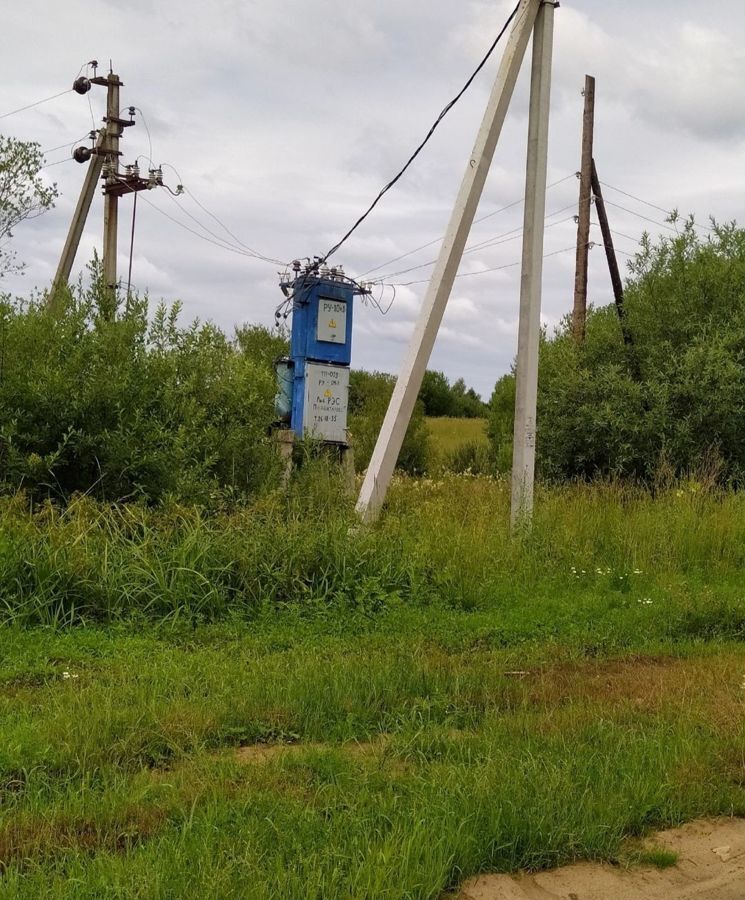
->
[{"left": 1, "top": 0, "right": 744, "bottom": 397}]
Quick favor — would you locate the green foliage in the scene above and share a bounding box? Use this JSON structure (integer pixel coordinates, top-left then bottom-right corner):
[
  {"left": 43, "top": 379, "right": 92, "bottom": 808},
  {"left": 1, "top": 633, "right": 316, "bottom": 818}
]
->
[
  {"left": 443, "top": 439, "right": 493, "bottom": 475},
  {"left": 234, "top": 322, "right": 289, "bottom": 367},
  {"left": 349, "top": 370, "right": 430, "bottom": 474},
  {"left": 419, "top": 369, "right": 486, "bottom": 418},
  {"left": 486, "top": 372, "right": 515, "bottom": 473},
  {"left": 0, "top": 269, "right": 278, "bottom": 504},
  {"left": 1, "top": 475, "right": 745, "bottom": 630},
  {"left": 488, "top": 222, "right": 745, "bottom": 483},
  {"left": 0, "top": 134, "right": 59, "bottom": 276},
  {"left": 635, "top": 848, "right": 679, "bottom": 869}
]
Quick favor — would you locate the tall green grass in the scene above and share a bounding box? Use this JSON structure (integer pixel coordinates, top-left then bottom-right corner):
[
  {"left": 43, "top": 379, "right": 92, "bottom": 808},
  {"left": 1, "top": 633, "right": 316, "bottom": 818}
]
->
[
  {"left": 1, "top": 474, "right": 745, "bottom": 896},
  {"left": 1, "top": 472, "right": 744, "bottom": 643}
]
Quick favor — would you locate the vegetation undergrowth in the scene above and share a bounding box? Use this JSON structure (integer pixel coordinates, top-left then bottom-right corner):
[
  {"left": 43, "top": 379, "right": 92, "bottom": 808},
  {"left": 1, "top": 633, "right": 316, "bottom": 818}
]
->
[
  {"left": 1, "top": 469, "right": 744, "bottom": 641},
  {"left": 0, "top": 472, "right": 744, "bottom": 896}
]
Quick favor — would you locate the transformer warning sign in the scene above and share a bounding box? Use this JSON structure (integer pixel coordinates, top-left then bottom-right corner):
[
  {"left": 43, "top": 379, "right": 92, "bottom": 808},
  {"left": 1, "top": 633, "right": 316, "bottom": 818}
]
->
[
  {"left": 317, "top": 298, "right": 347, "bottom": 344},
  {"left": 303, "top": 363, "right": 349, "bottom": 443}
]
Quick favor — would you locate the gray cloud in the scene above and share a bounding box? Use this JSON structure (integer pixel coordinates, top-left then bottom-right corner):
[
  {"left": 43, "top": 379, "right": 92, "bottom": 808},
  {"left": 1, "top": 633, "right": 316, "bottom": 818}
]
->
[{"left": 1, "top": 0, "right": 744, "bottom": 398}]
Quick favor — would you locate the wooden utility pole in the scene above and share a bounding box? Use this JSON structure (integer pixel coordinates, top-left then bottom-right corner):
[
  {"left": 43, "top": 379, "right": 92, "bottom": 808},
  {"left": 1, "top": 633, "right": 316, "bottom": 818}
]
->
[
  {"left": 572, "top": 74, "right": 595, "bottom": 344},
  {"left": 102, "top": 72, "right": 122, "bottom": 301},
  {"left": 355, "top": 0, "right": 545, "bottom": 525},
  {"left": 590, "top": 162, "right": 626, "bottom": 332},
  {"left": 49, "top": 129, "right": 106, "bottom": 305},
  {"left": 510, "top": 0, "right": 556, "bottom": 529},
  {"left": 591, "top": 160, "right": 638, "bottom": 373}
]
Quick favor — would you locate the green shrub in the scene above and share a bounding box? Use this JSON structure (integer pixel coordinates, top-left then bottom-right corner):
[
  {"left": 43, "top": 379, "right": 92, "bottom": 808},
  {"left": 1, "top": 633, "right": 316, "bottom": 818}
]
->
[
  {"left": 443, "top": 440, "right": 493, "bottom": 475},
  {"left": 488, "top": 221, "right": 745, "bottom": 484},
  {"left": 349, "top": 370, "right": 430, "bottom": 475},
  {"left": 0, "top": 266, "right": 279, "bottom": 504}
]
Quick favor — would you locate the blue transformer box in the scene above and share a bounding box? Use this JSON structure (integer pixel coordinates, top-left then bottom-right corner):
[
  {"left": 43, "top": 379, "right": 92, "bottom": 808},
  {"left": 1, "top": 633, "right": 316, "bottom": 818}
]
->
[{"left": 276, "top": 269, "right": 363, "bottom": 446}]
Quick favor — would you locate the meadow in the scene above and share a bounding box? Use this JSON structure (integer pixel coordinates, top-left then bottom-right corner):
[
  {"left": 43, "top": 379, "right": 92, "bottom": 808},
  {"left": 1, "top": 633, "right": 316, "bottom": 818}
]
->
[
  {"left": 1, "top": 472, "right": 744, "bottom": 897},
  {"left": 426, "top": 416, "right": 487, "bottom": 458}
]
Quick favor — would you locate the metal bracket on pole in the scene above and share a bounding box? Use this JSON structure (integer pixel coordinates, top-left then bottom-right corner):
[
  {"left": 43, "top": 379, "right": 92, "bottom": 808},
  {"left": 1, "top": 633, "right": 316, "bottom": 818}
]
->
[
  {"left": 355, "top": 0, "right": 543, "bottom": 525},
  {"left": 510, "top": 0, "right": 556, "bottom": 530}
]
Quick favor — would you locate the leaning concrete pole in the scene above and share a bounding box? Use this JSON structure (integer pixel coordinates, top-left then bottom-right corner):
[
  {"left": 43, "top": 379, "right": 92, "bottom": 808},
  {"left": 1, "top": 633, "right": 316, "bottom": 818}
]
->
[
  {"left": 49, "top": 130, "right": 106, "bottom": 307},
  {"left": 356, "top": 0, "right": 542, "bottom": 525},
  {"left": 510, "top": 0, "right": 556, "bottom": 529}
]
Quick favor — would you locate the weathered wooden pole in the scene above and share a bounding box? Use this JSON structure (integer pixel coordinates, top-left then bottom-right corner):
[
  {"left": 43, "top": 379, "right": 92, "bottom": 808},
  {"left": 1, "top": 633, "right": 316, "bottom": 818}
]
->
[{"left": 572, "top": 74, "right": 595, "bottom": 344}]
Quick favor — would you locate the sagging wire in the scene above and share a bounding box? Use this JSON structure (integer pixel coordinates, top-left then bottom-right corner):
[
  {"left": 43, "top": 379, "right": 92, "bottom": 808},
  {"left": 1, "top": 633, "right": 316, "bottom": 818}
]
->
[{"left": 320, "top": 0, "right": 523, "bottom": 263}]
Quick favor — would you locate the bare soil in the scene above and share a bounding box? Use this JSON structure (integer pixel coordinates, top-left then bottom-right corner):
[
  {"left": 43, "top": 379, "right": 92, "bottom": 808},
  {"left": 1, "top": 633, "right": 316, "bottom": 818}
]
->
[{"left": 459, "top": 818, "right": 745, "bottom": 900}]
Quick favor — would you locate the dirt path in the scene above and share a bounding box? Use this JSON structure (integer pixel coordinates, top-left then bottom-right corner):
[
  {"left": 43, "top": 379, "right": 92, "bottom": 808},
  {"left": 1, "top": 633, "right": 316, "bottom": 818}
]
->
[{"left": 459, "top": 818, "right": 745, "bottom": 900}]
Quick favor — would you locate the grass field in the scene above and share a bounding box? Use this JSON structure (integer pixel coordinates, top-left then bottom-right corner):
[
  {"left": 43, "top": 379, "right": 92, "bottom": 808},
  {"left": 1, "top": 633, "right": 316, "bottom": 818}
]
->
[
  {"left": 426, "top": 416, "right": 488, "bottom": 462},
  {"left": 1, "top": 475, "right": 744, "bottom": 897}
]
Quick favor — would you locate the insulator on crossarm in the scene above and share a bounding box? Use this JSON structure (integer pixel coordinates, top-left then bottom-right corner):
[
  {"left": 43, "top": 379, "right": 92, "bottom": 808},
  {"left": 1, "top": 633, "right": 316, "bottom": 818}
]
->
[{"left": 73, "top": 76, "right": 91, "bottom": 95}]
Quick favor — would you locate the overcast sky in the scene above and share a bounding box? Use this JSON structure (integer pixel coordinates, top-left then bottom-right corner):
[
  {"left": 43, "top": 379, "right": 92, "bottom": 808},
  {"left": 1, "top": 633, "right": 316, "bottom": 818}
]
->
[{"left": 2, "top": 0, "right": 744, "bottom": 397}]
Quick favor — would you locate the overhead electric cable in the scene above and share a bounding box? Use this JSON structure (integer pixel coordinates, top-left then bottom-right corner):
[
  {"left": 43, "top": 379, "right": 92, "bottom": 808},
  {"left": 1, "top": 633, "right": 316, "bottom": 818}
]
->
[
  {"left": 590, "top": 221, "right": 637, "bottom": 256},
  {"left": 0, "top": 89, "right": 71, "bottom": 120},
  {"left": 598, "top": 181, "right": 672, "bottom": 217},
  {"left": 322, "top": 0, "right": 522, "bottom": 262},
  {"left": 41, "top": 133, "right": 90, "bottom": 155},
  {"left": 154, "top": 161, "right": 286, "bottom": 265},
  {"left": 41, "top": 157, "right": 76, "bottom": 170},
  {"left": 111, "top": 176, "right": 283, "bottom": 265},
  {"left": 132, "top": 107, "right": 153, "bottom": 163},
  {"left": 358, "top": 172, "right": 576, "bottom": 278},
  {"left": 374, "top": 200, "right": 581, "bottom": 282},
  {"left": 390, "top": 243, "right": 578, "bottom": 287},
  {"left": 602, "top": 199, "right": 681, "bottom": 234},
  {"left": 161, "top": 189, "right": 285, "bottom": 265},
  {"left": 599, "top": 180, "right": 715, "bottom": 233}
]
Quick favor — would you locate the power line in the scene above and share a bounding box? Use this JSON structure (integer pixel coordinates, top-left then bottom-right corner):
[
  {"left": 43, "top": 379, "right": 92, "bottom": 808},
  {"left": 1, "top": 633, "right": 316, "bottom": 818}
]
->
[
  {"left": 132, "top": 107, "right": 153, "bottom": 162},
  {"left": 322, "top": 0, "right": 522, "bottom": 262},
  {"left": 605, "top": 226, "right": 641, "bottom": 246},
  {"left": 141, "top": 161, "right": 285, "bottom": 265},
  {"left": 184, "top": 187, "right": 285, "bottom": 265},
  {"left": 160, "top": 188, "right": 285, "bottom": 265},
  {"left": 41, "top": 133, "right": 91, "bottom": 155},
  {"left": 390, "top": 243, "right": 578, "bottom": 287},
  {"left": 373, "top": 201, "right": 580, "bottom": 282},
  {"left": 111, "top": 176, "right": 282, "bottom": 265},
  {"left": 602, "top": 199, "right": 681, "bottom": 234},
  {"left": 598, "top": 181, "right": 671, "bottom": 217},
  {"left": 600, "top": 181, "right": 715, "bottom": 233},
  {"left": 0, "top": 89, "right": 71, "bottom": 120},
  {"left": 40, "top": 157, "right": 76, "bottom": 170},
  {"left": 589, "top": 222, "right": 636, "bottom": 257},
  {"left": 358, "top": 172, "right": 576, "bottom": 278}
]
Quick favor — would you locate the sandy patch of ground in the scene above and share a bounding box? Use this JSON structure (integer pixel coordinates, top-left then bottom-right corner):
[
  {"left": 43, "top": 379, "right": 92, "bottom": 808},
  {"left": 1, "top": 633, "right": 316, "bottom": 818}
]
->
[{"left": 459, "top": 818, "right": 745, "bottom": 900}]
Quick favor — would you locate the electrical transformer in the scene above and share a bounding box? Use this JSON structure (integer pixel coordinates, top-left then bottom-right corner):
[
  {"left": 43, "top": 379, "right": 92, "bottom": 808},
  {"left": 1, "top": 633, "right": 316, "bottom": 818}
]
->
[{"left": 276, "top": 264, "right": 368, "bottom": 446}]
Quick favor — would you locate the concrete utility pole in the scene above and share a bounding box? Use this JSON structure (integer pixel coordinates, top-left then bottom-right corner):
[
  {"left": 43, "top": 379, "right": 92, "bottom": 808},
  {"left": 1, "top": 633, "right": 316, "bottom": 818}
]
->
[
  {"left": 49, "top": 129, "right": 106, "bottom": 305},
  {"left": 572, "top": 74, "right": 595, "bottom": 344},
  {"left": 102, "top": 72, "right": 122, "bottom": 300},
  {"left": 356, "top": 0, "right": 545, "bottom": 525},
  {"left": 509, "top": 0, "right": 556, "bottom": 529}
]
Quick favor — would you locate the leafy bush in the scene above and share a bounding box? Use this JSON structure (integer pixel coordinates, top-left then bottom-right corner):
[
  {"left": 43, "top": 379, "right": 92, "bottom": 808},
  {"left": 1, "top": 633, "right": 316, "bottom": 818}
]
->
[
  {"left": 486, "top": 372, "right": 515, "bottom": 473},
  {"left": 0, "top": 268, "right": 279, "bottom": 504},
  {"left": 419, "top": 369, "right": 486, "bottom": 418},
  {"left": 487, "top": 221, "right": 745, "bottom": 483},
  {"left": 349, "top": 370, "right": 431, "bottom": 474},
  {"left": 443, "top": 440, "right": 493, "bottom": 475}
]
